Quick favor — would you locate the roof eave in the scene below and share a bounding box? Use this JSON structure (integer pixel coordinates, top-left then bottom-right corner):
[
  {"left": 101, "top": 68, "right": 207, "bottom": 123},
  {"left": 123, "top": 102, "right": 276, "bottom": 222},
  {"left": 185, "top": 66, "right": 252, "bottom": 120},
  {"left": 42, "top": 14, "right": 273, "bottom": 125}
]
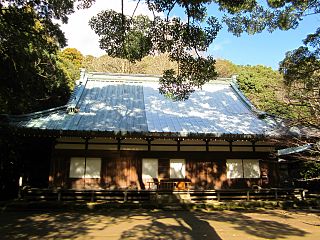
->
[{"left": 5, "top": 126, "right": 272, "bottom": 141}]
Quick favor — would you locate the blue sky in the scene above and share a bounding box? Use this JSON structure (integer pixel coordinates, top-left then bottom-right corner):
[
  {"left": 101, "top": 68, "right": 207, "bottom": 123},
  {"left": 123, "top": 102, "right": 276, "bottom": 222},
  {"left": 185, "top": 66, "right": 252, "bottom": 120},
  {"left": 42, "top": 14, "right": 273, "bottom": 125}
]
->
[
  {"left": 173, "top": 3, "right": 320, "bottom": 69},
  {"left": 61, "top": 0, "right": 319, "bottom": 70},
  {"left": 210, "top": 14, "right": 320, "bottom": 69}
]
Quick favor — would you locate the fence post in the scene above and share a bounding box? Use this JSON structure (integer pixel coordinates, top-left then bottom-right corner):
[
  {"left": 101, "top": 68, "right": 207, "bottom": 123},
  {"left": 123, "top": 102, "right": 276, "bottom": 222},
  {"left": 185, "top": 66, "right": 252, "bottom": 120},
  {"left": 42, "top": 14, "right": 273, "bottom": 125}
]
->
[
  {"left": 124, "top": 190, "right": 127, "bottom": 202},
  {"left": 217, "top": 192, "right": 220, "bottom": 201},
  {"left": 58, "top": 189, "right": 61, "bottom": 201},
  {"left": 300, "top": 189, "right": 306, "bottom": 200},
  {"left": 247, "top": 190, "right": 250, "bottom": 201},
  {"left": 18, "top": 177, "right": 23, "bottom": 200},
  {"left": 275, "top": 189, "right": 278, "bottom": 200},
  {"left": 156, "top": 191, "right": 159, "bottom": 208},
  {"left": 91, "top": 190, "right": 95, "bottom": 202}
]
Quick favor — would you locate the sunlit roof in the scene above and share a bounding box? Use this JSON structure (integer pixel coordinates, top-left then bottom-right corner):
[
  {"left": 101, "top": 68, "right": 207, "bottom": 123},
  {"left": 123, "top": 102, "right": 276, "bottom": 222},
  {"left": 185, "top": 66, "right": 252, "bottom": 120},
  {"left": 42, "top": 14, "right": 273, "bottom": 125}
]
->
[{"left": 7, "top": 72, "right": 278, "bottom": 138}]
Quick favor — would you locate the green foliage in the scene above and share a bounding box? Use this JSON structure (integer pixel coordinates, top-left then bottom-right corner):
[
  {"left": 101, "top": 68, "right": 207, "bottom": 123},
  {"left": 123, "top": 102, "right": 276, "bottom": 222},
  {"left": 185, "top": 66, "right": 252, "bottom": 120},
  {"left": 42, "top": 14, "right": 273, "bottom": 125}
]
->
[
  {"left": 59, "top": 48, "right": 84, "bottom": 67},
  {"left": 279, "top": 32, "right": 320, "bottom": 125},
  {"left": 222, "top": 0, "right": 319, "bottom": 36},
  {"left": 159, "top": 55, "right": 217, "bottom": 100},
  {"left": 83, "top": 53, "right": 179, "bottom": 75},
  {"left": 298, "top": 161, "right": 320, "bottom": 179},
  {"left": 233, "top": 64, "right": 316, "bottom": 123},
  {"left": 146, "top": 0, "right": 213, "bottom": 21},
  {"left": 58, "top": 48, "right": 84, "bottom": 89},
  {"left": 215, "top": 59, "right": 238, "bottom": 77},
  {"left": 89, "top": 11, "right": 151, "bottom": 62},
  {"left": 0, "top": 0, "right": 93, "bottom": 197},
  {"left": 236, "top": 65, "right": 296, "bottom": 118},
  {"left": 144, "top": 0, "right": 319, "bottom": 36},
  {"left": 0, "top": 1, "right": 96, "bottom": 114},
  {"left": 1, "top": 0, "right": 93, "bottom": 23},
  {"left": 0, "top": 6, "right": 73, "bottom": 114},
  {"left": 89, "top": 8, "right": 221, "bottom": 100}
]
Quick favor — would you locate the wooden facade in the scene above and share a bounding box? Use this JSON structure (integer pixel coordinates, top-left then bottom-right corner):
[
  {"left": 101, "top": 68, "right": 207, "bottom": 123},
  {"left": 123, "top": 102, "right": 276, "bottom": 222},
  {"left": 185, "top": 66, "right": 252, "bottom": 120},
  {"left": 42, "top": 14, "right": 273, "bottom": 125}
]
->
[{"left": 49, "top": 137, "right": 279, "bottom": 190}]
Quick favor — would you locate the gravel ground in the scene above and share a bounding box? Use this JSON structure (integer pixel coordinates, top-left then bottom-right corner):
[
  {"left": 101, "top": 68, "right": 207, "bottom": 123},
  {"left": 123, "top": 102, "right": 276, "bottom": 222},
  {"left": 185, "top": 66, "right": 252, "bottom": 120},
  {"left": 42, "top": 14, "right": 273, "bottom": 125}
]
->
[{"left": 0, "top": 208, "right": 319, "bottom": 239}]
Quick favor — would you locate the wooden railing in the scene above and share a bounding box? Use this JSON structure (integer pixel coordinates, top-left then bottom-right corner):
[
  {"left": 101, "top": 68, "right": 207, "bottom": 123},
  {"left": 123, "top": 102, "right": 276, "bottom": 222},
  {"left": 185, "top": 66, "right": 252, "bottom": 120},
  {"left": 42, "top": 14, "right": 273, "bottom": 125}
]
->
[
  {"left": 22, "top": 189, "right": 152, "bottom": 202},
  {"left": 189, "top": 188, "right": 309, "bottom": 202},
  {"left": 21, "top": 187, "right": 313, "bottom": 203}
]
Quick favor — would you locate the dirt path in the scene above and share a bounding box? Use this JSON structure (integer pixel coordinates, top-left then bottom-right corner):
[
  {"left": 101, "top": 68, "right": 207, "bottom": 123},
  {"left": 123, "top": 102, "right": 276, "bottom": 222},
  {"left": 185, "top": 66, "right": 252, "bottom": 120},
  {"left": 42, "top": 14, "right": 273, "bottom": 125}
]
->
[{"left": 0, "top": 209, "right": 319, "bottom": 239}]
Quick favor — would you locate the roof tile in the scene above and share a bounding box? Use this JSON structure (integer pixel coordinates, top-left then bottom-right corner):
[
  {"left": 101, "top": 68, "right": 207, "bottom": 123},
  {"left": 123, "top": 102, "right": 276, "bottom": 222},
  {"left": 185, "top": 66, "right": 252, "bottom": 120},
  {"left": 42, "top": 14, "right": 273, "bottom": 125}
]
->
[{"left": 9, "top": 73, "right": 275, "bottom": 137}]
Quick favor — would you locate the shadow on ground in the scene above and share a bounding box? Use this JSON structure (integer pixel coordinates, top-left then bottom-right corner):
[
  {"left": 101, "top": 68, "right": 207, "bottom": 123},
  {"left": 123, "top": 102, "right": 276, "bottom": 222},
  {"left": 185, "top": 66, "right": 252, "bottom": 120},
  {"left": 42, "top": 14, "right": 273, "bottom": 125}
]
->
[{"left": 0, "top": 208, "right": 311, "bottom": 239}]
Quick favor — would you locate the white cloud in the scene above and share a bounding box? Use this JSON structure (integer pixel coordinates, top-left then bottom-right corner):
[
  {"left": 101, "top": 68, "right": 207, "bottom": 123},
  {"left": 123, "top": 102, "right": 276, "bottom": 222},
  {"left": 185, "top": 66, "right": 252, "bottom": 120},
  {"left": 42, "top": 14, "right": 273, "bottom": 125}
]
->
[
  {"left": 212, "top": 43, "right": 223, "bottom": 52},
  {"left": 60, "top": 0, "right": 159, "bottom": 57},
  {"left": 211, "top": 39, "right": 231, "bottom": 52},
  {"left": 209, "top": 39, "right": 231, "bottom": 59}
]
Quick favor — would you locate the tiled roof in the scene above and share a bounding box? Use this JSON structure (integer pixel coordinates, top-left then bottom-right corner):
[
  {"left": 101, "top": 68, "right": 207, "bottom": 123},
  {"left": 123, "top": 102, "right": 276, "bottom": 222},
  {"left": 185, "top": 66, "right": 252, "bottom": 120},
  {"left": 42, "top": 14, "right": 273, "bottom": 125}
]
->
[{"left": 5, "top": 72, "right": 279, "bottom": 138}]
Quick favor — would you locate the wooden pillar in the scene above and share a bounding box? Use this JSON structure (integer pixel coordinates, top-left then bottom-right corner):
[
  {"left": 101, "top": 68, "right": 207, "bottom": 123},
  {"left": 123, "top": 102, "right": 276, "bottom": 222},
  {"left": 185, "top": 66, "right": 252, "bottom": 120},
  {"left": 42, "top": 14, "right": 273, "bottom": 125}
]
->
[
  {"left": 117, "top": 137, "right": 122, "bottom": 151},
  {"left": 146, "top": 137, "right": 153, "bottom": 151},
  {"left": 176, "top": 138, "right": 182, "bottom": 152},
  {"left": 83, "top": 137, "right": 89, "bottom": 188}
]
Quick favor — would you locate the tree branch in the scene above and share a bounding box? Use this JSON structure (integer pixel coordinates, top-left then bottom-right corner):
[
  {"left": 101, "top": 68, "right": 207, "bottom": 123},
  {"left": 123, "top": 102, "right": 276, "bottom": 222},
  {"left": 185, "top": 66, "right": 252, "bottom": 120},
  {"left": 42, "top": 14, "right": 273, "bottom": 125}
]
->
[
  {"left": 121, "top": 0, "right": 125, "bottom": 57},
  {"left": 131, "top": 0, "right": 141, "bottom": 19},
  {"left": 166, "top": 0, "right": 177, "bottom": 22}
]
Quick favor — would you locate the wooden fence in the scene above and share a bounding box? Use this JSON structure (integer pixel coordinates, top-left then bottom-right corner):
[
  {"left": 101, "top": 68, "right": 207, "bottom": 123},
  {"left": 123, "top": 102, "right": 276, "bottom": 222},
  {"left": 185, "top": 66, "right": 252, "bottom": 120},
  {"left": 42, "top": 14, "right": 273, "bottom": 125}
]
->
[{"left": 21, "top": 187, "right": 312, "bottom": 203}]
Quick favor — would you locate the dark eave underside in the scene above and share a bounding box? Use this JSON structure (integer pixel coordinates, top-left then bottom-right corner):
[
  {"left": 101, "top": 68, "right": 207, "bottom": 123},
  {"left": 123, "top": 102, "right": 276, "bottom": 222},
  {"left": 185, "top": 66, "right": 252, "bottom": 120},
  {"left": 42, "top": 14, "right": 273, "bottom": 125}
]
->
[{"left": 3, "top": 125, "right": 272, "bottom": 141}]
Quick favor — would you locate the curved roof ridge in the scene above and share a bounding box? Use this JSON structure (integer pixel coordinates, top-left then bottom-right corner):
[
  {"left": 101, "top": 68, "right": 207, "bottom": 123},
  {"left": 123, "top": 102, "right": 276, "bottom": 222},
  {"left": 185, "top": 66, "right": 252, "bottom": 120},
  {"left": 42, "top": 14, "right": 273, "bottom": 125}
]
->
[
  {"left": 86, "top": 70, "right": 233, "bottom": 84},
  {"left": 230, "top": 79, "right": 266, "bottom": 117},
  {"left": 2, "top": 105, "right": 67, "bottom": 122},
  {"left": 66, "top": 71, "right": 89, "bottom": 113}
]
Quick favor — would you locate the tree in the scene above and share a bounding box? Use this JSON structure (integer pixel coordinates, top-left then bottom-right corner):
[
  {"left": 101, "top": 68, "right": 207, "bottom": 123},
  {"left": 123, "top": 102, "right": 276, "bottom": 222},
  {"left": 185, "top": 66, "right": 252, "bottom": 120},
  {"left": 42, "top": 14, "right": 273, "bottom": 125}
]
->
[
  {"left": 58, "top": 48, "right": 84, "bottom": 88},
  {"left": 83, "top": 53, "right": 179, "bottom": 75},
  {"left": 89, "top": 5, "right": 221, "bottom": 100},
  {"left": 221, "top": 0, "right": 319, "bottom": 36},
  {"left": 0, "top": 1, "right": 94, "bottom": 114},
  {"left": 0, "top": 6, "right": 67, "bottom": 114},
  {"left": 135, "top": 54, "right": 179, "bottom": 75},
  {"left": 59, "top": 48, "right": 84, "bottom": 66},
  {"left": 220, "top": 0, "right": 320, "bottom": 125},
  {"left": 90, "top": 12, "right": 152, "bottom": 63},
  {"left": 0, "top": 0, "right": 96, "bottom": 23},
  {"left": 215, "top": 59, "right": 238, "bottom": 77},
  {"left": 279, "top": 40, "right": 320, "bottom": 126},
  {"left": 298, "top": 161, "right": 320, "bottom": 179},
  {"left": 236, "top": 64, "right": 295, "bottom": 117}
]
